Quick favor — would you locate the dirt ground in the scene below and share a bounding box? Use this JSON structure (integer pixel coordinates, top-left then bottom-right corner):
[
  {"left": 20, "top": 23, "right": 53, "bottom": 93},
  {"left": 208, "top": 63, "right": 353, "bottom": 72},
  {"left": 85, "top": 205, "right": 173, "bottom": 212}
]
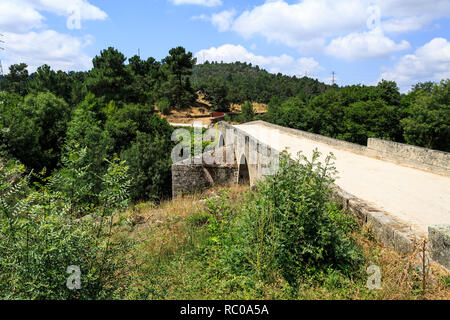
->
[{"left": 155, "top": 95, "right": 268, "bottom": 125}]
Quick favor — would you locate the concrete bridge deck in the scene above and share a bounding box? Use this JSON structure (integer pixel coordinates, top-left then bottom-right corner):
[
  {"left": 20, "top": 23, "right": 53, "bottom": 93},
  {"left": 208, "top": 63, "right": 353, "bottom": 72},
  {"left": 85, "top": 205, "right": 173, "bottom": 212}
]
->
[{"left": 235, "top": 122, "right": 450, "bottom": 238}]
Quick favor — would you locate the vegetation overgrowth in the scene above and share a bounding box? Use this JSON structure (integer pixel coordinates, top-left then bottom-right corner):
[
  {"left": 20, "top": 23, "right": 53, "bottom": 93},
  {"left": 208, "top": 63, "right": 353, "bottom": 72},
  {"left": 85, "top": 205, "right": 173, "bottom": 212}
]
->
[
  {"left": 120, "top": 153, "right": 449, "bottom": 300},
  {"left": 0, "top": 46, "right": 448, "bottom": 299}
]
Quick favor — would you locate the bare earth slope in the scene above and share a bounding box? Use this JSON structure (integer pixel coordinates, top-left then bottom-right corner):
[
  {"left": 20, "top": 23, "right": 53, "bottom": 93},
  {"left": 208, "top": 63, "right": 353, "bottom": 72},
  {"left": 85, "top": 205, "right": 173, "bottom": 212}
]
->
[{"left": 235, "top": 122, "right": 450, "bottom": 237}]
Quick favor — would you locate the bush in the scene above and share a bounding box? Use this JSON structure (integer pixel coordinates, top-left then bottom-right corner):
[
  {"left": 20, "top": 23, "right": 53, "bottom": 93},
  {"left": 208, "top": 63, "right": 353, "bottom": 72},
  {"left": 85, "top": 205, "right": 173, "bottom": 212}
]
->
[
  {"left": 237, "top": 151, "right": 364, "bottom": 286},
  {"left": 0, "top": 147, "right": 132, "bottom": 299}
]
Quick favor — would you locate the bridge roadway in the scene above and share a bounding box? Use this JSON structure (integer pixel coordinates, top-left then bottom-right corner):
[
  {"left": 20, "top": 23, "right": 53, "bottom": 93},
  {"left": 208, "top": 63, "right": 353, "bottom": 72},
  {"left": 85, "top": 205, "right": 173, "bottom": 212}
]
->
[{"left": 235, "top": 122, "right": 450, "bottom": 238}]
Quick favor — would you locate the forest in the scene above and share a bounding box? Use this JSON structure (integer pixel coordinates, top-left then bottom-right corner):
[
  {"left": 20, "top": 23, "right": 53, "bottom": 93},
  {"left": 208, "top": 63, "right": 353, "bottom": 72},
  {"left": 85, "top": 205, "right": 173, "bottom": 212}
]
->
[
  {"left": 264, "top": 80, "right": 449, "bottom": 151},
  {"left": 0, "top": 46, "right": 449, "bottom": 299},
  {"left": 195, "top": 61, "right": 330, "bottom": 105},
  {"left": 195, "top": 62, "right": 449, "bottom": 152}
]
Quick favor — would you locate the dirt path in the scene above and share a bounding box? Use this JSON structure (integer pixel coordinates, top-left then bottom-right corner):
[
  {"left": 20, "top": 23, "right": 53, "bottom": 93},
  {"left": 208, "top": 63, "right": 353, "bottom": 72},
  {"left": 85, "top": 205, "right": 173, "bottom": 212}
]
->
[{"left": 236, "top": 123, "right": 450, "bottom": 237}]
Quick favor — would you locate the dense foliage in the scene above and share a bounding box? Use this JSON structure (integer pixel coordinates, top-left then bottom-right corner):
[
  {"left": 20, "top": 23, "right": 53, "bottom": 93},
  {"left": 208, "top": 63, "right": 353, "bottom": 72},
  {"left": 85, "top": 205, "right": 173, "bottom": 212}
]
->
[
  {"left": 126, "top": 151, "right": 368, "bottom": 299},
  {"left": 0, "top": 43, "right": 448, "bottom": 300},
  {"left": 265, "top": 80, "right": 449, "bottom": 151},
  {"left": 237, "top": 152, "right": 363, "bottom": 285},
  {"left": 0, "top": 149, "right": 132, "bottom": 299},
  {"left": 0, "top": 46, "right": 197, "bottom": 299},
  {"left": 194, "top": 61, "right": 330, "bottom": 105},
  {"left": 0, "top": 46, "right": 198, "bottom": 201}
]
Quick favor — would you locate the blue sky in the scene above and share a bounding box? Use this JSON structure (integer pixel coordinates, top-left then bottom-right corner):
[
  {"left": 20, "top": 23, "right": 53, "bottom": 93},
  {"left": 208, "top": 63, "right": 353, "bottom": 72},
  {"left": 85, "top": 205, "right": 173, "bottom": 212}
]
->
[{"left": 1, "top": 0, "right": 449, "bottom": 92}]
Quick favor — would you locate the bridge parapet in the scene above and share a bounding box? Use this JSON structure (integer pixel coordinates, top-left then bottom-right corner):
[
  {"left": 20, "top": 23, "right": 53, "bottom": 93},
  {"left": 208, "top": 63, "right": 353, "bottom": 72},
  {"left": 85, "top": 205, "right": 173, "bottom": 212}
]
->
[
  {"left": 367, "top": 138, "right": 450, "bottom": 176},
  {"left": 245, "top": 120, "right": 450, "bottom": 176}
]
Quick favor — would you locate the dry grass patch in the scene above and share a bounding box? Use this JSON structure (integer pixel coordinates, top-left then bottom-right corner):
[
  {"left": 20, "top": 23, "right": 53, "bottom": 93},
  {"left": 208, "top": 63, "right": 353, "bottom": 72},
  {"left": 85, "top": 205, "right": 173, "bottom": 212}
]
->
[
  {"left": 114, "top": 184, "right": 449, "bottom": 300},
  {"left": 351, "top": 225, "right": 450, "bottom": 300}
]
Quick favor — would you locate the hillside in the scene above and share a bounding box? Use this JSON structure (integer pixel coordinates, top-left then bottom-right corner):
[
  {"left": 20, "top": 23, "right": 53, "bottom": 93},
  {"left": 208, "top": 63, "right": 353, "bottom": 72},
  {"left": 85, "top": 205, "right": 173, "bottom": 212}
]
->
[
  {"left": 193, "top": 61, "right": 331, "bottom": 105},
  {"left": 155, "top": 94, "right": 268, "bottom": 125}
]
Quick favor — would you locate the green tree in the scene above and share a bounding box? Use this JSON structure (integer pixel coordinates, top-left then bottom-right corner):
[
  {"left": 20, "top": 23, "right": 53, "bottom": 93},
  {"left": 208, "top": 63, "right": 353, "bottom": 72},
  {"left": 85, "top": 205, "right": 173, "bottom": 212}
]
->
[
  {"left": 308, "top": 89, "right": 344, "bottom": 137},
  {"left": 86, "top": 47, "right": 132, "bottom": 103},
  {"left": 376, "top": 80, "right": 401, "bottom": 106},
  {"left": 341, "top": 99, "right": 401, "bottom": 145},
  {"left": 65, "top": 93, "right": 113, "bottom": 197},
  {"left": 161, "top": 46, "right": 197, "bottom": 109},
  {"left": 121, "top": 132, "right": 173, "bottom": 201},
  {"left": 104, "top": 103, "right": 172, "bottom": 153},
  {"left": 267, "top": 96, "right": 313, "bottom": 131},
  {"left": 241, "top": 101, "right": 255, "bottom": 122},
  {"left": 28, "top": 65, "right": 74, "bottom": 103},
  {"left": 4, "top": 63, "right": 29, "bottom": 96},
  {"left": 0, "top": 92, "right": 71, "bottom": 172},
  {"left": 104, "top": 104, "right": 174, "bottom": 201},
  {"left": 203, "top": 78, "right": 230, "bottom": 112},
  {"left": 402, "top": 80, "right": 450, "bottom": 151},
  {"left": 127, "top": 55, "right": 160, "bottom": 104}
]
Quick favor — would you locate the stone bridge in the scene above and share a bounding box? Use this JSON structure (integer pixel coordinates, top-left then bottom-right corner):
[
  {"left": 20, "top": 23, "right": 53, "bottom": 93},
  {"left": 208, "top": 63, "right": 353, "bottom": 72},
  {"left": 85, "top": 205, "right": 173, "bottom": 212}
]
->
[{"left": 172, "top": 121, "right": 450, "bottom": 270}]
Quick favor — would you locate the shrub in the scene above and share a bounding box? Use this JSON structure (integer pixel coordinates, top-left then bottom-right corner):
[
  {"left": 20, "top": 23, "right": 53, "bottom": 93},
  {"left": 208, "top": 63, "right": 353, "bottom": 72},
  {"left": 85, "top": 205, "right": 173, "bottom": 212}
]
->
[
  {"left": 238, "top": 151, "right": 364, "bottom": 286},
  {"left": 0, "top": 147, "right": 132, "bottom": 299}
]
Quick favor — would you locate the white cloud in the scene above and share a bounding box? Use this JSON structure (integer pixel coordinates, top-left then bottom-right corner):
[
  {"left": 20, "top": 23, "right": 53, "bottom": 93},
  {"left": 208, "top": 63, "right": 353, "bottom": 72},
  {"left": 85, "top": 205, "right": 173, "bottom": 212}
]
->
[
  {"left": 169, "top": 0, "right": 222, "bottom": 7},
  {"left": 381, "top": 16, "right": 430, "bottom": 33},
  {"left": 0, "top": 0, "right": 107, "bottom": 72},
  {"left": 206, "top": 0, "right": 450, "bottom": 59},
  {"left": 376, "top": 0, "right": 450, "bottom": 19},
  {"left": 325, "top": 28, "right": 410, "bottom": 60},
  {"left": 191, "top": 9, "right": 236, "bottom": 32},
  {"left": 211, "top": 10, "right": 236, "bottom": 32},
  {"left": 371, "top": 1, "right": 450, "bottom": 33},
  {"left": 380, "top": 38, "right": 450, "bottom": 92},
  {"left": 0, "top": 0, "right": 107, "bottom": 32},
  {"left": 3, "top": 30, "right": 93, "bottom": 72},
  {"left": 0, "top": 1, "right": 44, "bottom": 33},
  {"left": 195, "top": 44, "right": 322, "bottom": 77},
  {"left": 224, "top": 0, "right": 369, "bottom": 48}
]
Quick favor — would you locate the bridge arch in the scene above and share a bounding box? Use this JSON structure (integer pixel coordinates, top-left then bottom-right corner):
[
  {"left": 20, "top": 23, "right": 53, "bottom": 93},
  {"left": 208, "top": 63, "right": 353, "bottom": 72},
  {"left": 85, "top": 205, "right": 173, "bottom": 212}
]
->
[
  {"left": 218, "top": 133, "right": 225, "bottom": 148},
  {"left": 238, "top": 154, "right": 250, "bottom": 185}
]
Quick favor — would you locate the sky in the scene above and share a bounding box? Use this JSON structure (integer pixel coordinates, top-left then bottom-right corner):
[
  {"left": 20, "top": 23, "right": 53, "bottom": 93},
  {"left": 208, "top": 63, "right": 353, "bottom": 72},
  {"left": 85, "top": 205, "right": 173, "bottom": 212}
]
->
[{"left": 0, "top": 0, "right": 449, "bottom": 92}]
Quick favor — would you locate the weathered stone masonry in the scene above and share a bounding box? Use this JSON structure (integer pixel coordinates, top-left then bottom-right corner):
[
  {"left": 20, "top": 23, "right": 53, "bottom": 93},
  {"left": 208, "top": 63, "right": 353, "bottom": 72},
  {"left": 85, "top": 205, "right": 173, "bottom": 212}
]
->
[{"left": 172, "top": 146, "right": 239, "bottom": 197}]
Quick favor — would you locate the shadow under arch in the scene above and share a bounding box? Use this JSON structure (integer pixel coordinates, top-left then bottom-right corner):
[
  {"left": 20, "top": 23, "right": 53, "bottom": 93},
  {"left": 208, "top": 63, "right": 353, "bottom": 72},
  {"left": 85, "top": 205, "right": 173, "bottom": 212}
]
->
[
  {"left": 218, "top": 134, "right": 225, "bottom": 148},
  {"left": 238, "top": 154, "right": 250, "bottom": 185}
]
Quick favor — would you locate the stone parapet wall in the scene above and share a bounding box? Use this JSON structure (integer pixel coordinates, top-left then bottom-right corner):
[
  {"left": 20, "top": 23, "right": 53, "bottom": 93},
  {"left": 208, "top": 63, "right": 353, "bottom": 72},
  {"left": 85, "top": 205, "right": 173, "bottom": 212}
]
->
[
  {"left": 428, "top": 224, "right": 450, "bottom": 271},
  {"left": 331, "top": 185, "right": 417, "bottom": 255},
  {"left": 367, "top": 138, "right": 450, "bottom": 176},
  {"left": 247, "top": 121, "right": 449, "bottom": 176},
  {"left": 245, "top": 121, "right": 368, "bottom": 155}
]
